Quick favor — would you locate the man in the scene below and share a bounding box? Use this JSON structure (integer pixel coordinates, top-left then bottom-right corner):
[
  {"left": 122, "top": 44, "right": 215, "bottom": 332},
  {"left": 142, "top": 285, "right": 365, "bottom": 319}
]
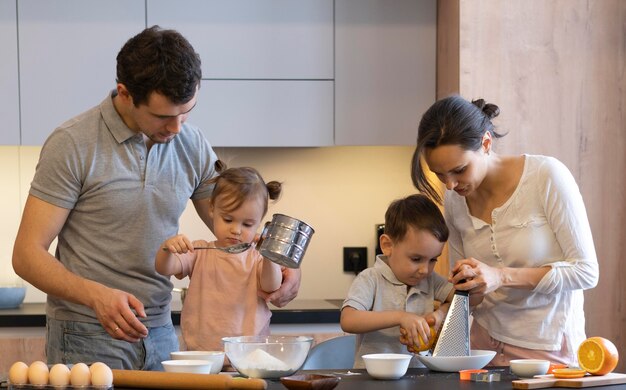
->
[{"left": 12, "top": 26, "right": 300, "bottom": 370}]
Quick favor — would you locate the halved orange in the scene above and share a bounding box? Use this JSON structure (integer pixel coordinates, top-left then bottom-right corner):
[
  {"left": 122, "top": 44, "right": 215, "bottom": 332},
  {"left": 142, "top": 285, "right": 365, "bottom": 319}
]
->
[
  {"left": 411, "top": 326, "right": 437, "bottom": 352},
  {"left": 577, "top": 337, "right": 619, "bottom": 376}
]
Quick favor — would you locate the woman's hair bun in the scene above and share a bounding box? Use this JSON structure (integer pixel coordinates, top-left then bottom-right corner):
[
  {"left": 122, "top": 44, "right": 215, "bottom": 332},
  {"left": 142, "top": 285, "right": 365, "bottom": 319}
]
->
[
  {"left": 472, "top": 98, "right": 500, "bottom": 120},
  {"left": 214, "top": 159, "right": 227, "bottom": 173}
]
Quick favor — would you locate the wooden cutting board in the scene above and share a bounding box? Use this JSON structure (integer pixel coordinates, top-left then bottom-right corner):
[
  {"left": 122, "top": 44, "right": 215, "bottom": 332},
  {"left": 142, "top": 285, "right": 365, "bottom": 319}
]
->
[
  {"left": 112, "top": 369, "right": 267, "bottom": 390},
  {"left": 512, "top": 372, "right": 626, "bottom": 389}
]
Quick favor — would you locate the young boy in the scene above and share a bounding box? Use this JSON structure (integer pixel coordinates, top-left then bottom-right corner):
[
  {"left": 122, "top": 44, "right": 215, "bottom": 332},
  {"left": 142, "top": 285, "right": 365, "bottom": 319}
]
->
[{"left": 341, "top": 194, "right": 454, "bottom": 368}]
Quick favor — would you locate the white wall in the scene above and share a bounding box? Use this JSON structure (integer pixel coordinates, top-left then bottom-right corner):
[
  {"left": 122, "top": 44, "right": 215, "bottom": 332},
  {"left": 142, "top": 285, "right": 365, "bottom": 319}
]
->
[{"left": 1, "top": 145, "right": 417, "bottom": 303}]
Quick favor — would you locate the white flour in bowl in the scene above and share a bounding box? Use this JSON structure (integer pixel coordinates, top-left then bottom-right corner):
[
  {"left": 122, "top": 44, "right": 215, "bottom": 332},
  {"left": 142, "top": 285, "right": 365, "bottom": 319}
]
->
[{"left": 237, "top": 348, "right": 291, "bottom": 371}]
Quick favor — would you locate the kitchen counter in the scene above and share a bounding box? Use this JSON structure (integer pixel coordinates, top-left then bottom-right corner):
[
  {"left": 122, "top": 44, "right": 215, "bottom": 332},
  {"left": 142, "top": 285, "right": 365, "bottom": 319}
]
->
[
  {"left": 63, "top": 369, "right": 626, "bottom": 390},
  {"left": 2, "top": 369, "right": 626, "bottom": 390},
  {"left": 0, "top": 299, "right": 342, "bottom": 328},
  {"left": 258, "top": 369, "right": 626, "bottom": 390}
]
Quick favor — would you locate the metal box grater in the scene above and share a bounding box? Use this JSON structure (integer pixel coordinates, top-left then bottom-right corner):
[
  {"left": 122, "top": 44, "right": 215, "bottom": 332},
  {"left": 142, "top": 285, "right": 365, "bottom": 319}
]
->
[{"left": 432, "top": 290, "right": 470, "bottom": 356}]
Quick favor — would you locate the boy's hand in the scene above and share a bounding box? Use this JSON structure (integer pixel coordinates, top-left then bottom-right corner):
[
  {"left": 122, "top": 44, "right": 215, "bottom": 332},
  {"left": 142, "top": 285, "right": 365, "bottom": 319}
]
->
[
  {"left": 398, "top": 313, "right": 433, "bottom": 352},
  {"left": 424, "top": 305, "right": 447, "bottom": 330},
  {"left": 161, "top": 234, "right": 194, "bottom": 254}
]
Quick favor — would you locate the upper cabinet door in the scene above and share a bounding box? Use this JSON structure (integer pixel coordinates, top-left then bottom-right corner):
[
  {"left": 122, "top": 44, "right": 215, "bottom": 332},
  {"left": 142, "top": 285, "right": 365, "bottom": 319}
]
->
[
  {"left": 147, "top": 0, "right": 334, "bottom": 80},
  {"left": 335, "top": 0, "right": 436, "bottom": 146},
  {"left": 0, "top": 0, "right": 20, "bottom": 145},
  {"left": 18, "top": 0, "right": 145, "bottom": 146},
  {"left": 148, "top": 0, "right": 334, "bottom": 147}
]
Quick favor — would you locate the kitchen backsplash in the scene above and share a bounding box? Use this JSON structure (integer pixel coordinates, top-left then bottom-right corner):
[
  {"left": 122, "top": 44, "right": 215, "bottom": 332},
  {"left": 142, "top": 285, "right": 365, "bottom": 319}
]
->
[{"left": 0, "top": 145, "right": 417, "bottom": 303}]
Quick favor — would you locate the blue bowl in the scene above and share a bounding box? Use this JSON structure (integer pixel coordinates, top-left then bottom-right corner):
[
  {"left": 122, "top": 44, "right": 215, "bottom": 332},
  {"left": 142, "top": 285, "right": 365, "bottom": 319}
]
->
[{"left": 0, "top": 287, "right": 27, "bottom": 309}]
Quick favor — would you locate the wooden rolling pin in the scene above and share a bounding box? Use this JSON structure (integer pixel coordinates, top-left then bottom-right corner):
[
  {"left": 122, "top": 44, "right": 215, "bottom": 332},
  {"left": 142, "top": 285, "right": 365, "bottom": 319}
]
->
[{"left": 112, "top": 369, "right": 267, "bottom": 390}]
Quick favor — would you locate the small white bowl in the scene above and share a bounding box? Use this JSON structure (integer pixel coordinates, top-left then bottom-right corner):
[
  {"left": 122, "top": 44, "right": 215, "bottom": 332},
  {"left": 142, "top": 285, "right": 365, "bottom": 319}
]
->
[
  {"left": 170, "top": 351, "right": 225, "bottom": 374},
  {"left": 509, "top": 359, "right": 550, "bottom": 378},
  {"left": 161, "top": 359, "right": 213, "bottom": 374},
  {"left": 362, "top": 353, "right": 412, "bottom": 380}
]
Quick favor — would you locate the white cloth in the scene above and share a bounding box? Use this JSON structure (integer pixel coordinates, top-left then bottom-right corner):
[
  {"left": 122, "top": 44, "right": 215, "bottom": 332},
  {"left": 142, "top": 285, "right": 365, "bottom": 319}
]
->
[
  {"left": 342, "top": 256, "right": 453, "bottom": 368},
  {"left": 445, "top": 155, "right": 598, "bottom": 364}
]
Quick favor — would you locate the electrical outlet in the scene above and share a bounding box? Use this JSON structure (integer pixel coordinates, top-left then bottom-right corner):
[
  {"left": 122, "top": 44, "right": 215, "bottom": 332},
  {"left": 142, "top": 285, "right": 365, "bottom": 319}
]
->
[{"left": 343, "top": 247, "right": 367, "bottom": 274}]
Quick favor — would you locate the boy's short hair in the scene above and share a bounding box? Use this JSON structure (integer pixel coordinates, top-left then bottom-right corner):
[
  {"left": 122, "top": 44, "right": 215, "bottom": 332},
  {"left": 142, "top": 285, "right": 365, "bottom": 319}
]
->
[{"left": 384, "top": 194, "right": 449, "bottom": 243}]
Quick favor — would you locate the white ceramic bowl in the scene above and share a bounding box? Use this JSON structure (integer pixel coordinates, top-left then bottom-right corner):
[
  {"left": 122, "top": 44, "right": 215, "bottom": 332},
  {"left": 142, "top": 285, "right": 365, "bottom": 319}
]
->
[
  {"left": 362, "top": 353, "right": 412, "bottom": 380},
  {"left": 509, "top": 359, "right": 550, "bottom": 378},
  {"left": 416, "top": 350, "right": 496, "bottom": 372},
  {"left": 161, "top": 359, "right": 213, "bottom": 374},
  {"left": 222, "top": 335, "right": 313, "bottom": 379},
  {"left": 170, "top": 351, "right": 225, "bottom": 374}
]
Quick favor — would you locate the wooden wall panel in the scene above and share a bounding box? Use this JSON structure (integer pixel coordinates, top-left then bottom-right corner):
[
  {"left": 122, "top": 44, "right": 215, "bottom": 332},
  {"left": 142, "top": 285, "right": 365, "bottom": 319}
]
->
[
  {"left": 438, "top": 0, "right": 626, "bottom": 370},
  {"left": 436, "top": 0, "right": 459, "bottom": 99}
]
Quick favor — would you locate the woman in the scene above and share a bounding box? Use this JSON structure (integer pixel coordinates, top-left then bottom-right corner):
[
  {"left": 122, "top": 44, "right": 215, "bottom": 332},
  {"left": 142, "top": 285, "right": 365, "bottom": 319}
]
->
[{"left": 410, "top": 95, "right": 598, "bottom": 366}]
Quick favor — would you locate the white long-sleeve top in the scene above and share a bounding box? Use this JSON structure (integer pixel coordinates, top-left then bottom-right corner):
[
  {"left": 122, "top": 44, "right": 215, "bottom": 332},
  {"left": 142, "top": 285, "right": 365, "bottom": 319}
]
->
[{"left": 444, "top": 155, "right": 598, "bottom": 360}]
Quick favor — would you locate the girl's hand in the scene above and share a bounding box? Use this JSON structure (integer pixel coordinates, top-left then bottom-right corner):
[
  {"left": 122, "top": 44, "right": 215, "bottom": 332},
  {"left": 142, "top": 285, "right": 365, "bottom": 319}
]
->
[
  {"left": 161, "top": 234, "right": 194, "bottom": 254},
  {"left": 450, "top": 258, "right": 504, "bottom": 296},
  {"left": 398, "top": 313, "right": 432, "bottom": 352}
]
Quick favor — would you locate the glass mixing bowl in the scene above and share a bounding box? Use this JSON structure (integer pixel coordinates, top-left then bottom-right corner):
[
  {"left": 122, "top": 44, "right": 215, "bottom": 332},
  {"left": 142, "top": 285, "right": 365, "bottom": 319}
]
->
[{"left": 222, "top": 335, "right": 313, "bottom": 379}]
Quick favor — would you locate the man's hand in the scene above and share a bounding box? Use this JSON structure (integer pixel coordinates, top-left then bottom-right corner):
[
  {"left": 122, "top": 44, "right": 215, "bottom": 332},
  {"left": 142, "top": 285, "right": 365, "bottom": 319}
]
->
[
  {"left": 258, "top": 267, "right": 301, "bottom": 307},
  {"left": 91, "top": 285, "right": 148, "bottom": 342}
]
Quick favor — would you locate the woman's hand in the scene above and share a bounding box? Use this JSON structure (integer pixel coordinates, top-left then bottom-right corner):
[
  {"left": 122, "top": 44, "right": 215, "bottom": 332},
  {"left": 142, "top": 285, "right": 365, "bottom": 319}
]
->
[{"left": 450, "top": 258, "right": 503, "bottom": 296}]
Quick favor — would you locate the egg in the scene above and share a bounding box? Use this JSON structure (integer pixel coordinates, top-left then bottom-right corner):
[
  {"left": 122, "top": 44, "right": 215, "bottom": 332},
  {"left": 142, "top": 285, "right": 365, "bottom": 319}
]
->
[
  {"left": 70, "top": 362, "right": 91, "bottom": 386},
  {"left": 90, "top": 362, "right": 113, "bottom": 387},
  {"left": 49, "top": 363, "right": 71, "bottom": 386},
  {"left": 8, "top": 361, "right": 29, "bottom": 385},
  {"left": 28, "top": 360, "right": 50, "bottom": 385}
]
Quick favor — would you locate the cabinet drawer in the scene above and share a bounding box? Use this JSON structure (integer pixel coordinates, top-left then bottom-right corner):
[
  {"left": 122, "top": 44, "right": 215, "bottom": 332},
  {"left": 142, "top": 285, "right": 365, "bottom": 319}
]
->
[{"left": 190, "top": 80, "right": 333, "bottom": 147}]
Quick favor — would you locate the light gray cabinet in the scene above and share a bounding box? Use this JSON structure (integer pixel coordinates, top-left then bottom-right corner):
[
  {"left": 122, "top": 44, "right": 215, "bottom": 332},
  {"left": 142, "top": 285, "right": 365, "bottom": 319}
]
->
[
  {"left": 335, "top": 0, "right": 436, "bottom": 145},
  {"left": 147, "top": 0, "right": 333, "bottom": 79},
  {"left": 0, "top": 0, "right": 20, "bottom": 145},
  {"left": 148, "top": 0, "right": 334, "bottom": 147},
  {"left": 190, "top": 80, "right": 333, "bottom": 147},
  {"left": 18, "top": 0, "right": 145, "bottom": 145},
  {"left": 6, "top": 0, "right": 436, "bottom": 147}
]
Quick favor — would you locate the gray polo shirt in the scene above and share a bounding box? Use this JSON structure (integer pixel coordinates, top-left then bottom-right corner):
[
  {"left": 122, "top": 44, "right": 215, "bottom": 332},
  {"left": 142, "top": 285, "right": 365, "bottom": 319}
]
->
[
  {"left": 342, "top": 256, "right": 453, "bottom": 368},
  {"left": 30, "top": 92, "right": 218, "bottom": 326}
]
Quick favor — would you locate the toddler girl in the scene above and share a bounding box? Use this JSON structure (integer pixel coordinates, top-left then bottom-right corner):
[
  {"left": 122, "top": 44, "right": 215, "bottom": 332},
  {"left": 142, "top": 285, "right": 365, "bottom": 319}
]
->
[{"left": 156, "top": 164, "right": 282, "bottom": 352}]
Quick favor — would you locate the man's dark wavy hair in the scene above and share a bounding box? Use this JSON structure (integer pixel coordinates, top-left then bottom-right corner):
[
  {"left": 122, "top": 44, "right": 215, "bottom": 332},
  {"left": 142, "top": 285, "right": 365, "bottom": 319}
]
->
[{"left": 116, "top": 25, "right": 202, "bottom": 106}]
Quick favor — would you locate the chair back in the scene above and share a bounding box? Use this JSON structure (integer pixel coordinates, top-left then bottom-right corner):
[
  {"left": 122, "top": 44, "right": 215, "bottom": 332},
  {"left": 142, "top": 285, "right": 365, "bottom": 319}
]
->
[{"left": 301, "top": 334, "right": 356, "bottom": 370}]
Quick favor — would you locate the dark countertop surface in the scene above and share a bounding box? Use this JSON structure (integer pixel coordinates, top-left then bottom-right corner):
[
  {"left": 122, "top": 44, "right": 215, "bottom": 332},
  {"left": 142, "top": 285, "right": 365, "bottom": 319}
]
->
[
  {"left": 0, "top": 300, "right": 343, "bottom": 328},
  {"left": 263, "top": 368, "right": 626, "bottom": 390},
  {"left": 81, "top": 369, "right": 626, "bottom": 390},
  {"left": 2, "top": 368, "right": 626, "bottom": 390},
  {"left": 273, "top": 368, "right": 626, "bottom": 390}
]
